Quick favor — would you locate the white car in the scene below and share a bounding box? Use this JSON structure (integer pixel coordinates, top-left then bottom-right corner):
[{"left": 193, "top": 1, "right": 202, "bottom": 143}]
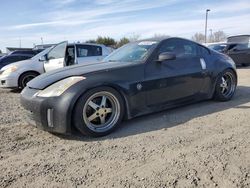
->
[
  {"left": 0, "top": 47, "right": 51, "bottom": 89},
  {"left": 0, "top": 42, "right": 111, "bottom": 89},
  {"left": 43, "top": 41, "right": 111, "bottom": 72}
]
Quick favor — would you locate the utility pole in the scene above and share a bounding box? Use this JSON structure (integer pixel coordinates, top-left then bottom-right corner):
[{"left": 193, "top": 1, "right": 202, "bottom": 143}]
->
[
  {"left": 205, "top": 9, "right": 210, "bottom": 44},
  {"left": 209, "top": 29, "right": 213, "bottom": 43}
]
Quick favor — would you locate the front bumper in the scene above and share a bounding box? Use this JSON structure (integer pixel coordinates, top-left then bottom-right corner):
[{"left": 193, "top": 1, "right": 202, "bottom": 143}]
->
[
  {"left": 20, "top": 87, "right": 74, "bottom": 134},
  {"left": 0, "top": 73, "right": 18, "bottom": 88}
]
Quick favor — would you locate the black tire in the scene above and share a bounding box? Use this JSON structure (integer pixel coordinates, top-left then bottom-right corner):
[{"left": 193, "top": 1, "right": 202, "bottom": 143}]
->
[
  {"left": 19, "top": 72, "right": 39, "bottom": 89},
  {"left": 73, "top": 87, "right": 125, "bottom": 137},
  {"left": 242, "top": 63, "right": 249, "bottom": 67},
  {"left": 214, "top": 69, "right": 237, "bottom": 101}
]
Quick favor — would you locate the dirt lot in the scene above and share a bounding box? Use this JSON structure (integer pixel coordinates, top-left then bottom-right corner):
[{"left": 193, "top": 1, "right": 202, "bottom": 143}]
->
[{"left": 0, "top": 68, "right": 250, "bottom": 188}]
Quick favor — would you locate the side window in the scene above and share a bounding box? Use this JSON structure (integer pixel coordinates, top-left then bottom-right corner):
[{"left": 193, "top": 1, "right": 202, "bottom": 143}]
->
[
  {"left": 91, "top": 46, "right": 102, "bottom": 56},
  {"left": 77, "top": 45, "right": 90, "bottom": 57},
  {"left": 233, "top": 43, "right": 248, "bottom": 51},
  {"left": 158, "top": 40, "right": 177, "bottom": 55},
  {"left": 158, "top": 39, "right": 198, "bottom": 58},
  {"left": 182, "top": 43, "right": 197, "bottom": 57},
  {"left": 77, "top": 45, "right": 102, "bottom": 57},
  {"left": 198, "top": 45, "right": 210, "bottom": 56},
  {"left": 47, "top": 42, "right": 67, "bottom": 60}
]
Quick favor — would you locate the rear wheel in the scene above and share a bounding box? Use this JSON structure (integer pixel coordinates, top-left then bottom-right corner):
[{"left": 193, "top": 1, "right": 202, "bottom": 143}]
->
[
  {"left": 19, "top": 72, "right": 39, "bottom": 89},
  {"left": 242, "top": 63, "right": 249, "bottom": 67},
  {"left": 214, "top": 69, "right": 237, "bottom": 101},
  {"left": 73, "top": 87, "right": 125, "bottom": 137}
]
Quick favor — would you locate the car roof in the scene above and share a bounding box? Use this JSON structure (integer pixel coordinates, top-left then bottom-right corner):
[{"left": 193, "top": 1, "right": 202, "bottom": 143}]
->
[
  {"left": 139, "top": 37, "right": 171, "bottom": 42},
  {"left": 1, "top": 54, "right": 33, "bottom": 59},
  {"left": 138, "top": 37, "right": 206, "bottom": 45},
  {"left": 208, "top": 43, "right": 227, "bottom": 46},
  {"left": 209, "top": 42, "right": 240, "bottom": 46},
  {"left": 228, "top": 35, "right": 250, "bottom": 39},
  {"left": 68, "top": 43, "right": 106, "bottom": 47}
]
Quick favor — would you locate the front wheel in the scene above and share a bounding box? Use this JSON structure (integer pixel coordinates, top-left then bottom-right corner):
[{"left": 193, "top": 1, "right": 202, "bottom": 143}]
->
[
  {"left": 214, "top": 69, "right": 237, "bottom": 101},
  {"left": 19, "top": 72, "right": 39, "bottom": 89},
  {"left": 73, "top": 87, "right": 125, "bottom": 137}
]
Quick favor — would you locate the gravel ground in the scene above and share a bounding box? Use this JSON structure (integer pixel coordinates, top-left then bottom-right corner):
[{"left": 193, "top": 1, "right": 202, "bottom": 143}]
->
[{"left": 0, "top": 68, "right": 250, "bottom": 188}]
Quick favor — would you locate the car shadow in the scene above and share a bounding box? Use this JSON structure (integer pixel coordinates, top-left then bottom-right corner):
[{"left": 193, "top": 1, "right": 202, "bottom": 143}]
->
[
  {"left": 56, "top": 85, "right": 250, "bottom": 141},
  {"left": 10, "top": 88, "right": 22, "bottom": 93},
  {"left": 237, "top": 66, "right": 250, "bottom": 70}
]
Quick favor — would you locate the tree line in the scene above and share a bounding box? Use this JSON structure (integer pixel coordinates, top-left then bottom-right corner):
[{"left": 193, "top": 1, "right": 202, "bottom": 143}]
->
[
  {"left": 85, "top": 31, "right": 227, "bottom": 48},
  {"left": 85, "top": 36, "right": 131, "bottom": 49},
  {"left": 191, "top": 30, "right": 227, "bottom": 44},
  {"left": 84, "top": 34, "right": 170, "bottom": 48}
]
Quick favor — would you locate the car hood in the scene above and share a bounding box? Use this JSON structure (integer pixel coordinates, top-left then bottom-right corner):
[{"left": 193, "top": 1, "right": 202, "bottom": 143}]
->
[
  {"left": 27, "top": 61, "right": 136, "bottom": 90},
  {"left": 0, "top": 59, "right": 32, "bottom": 71}
]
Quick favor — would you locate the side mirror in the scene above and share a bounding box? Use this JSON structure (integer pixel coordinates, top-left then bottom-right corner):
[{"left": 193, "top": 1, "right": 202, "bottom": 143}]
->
[
  {"left": 158, "top": 52, "right": 176, "bottom": 62},
  {"left": 39, "top": 54, "right": 48, "bottom": 62}
]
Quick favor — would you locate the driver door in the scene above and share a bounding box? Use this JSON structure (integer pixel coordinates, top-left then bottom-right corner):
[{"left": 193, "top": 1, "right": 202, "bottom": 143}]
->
[
  {"left": 44, "top": 41, "right": 67, "bottom": 72},
  {"left": 145, "top": 39, "right": 205, "bottom": 106}
]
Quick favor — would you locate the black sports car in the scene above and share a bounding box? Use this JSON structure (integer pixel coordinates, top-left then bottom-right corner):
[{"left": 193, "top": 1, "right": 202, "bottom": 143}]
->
[{"left": 21, "top": 37, "right": 237, "bottom": 137}]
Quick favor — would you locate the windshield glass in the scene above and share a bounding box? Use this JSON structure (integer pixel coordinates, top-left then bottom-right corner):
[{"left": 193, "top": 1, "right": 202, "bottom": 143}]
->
[
  {"left": 31, "top": 46, "right": 53, "bottom": 60},
  {"left": 104, "top": 41, "right": 158, "bottom": 62}
]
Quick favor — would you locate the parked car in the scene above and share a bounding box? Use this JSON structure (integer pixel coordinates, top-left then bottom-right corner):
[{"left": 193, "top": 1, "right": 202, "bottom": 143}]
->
[
  {"left": 21, "top": 37, "right": 237, "bottom": 137},
  {"left": 0, "top": 53, "right": 33, "bottom": 70},
  {"left": 0, "top": 42, "right": 111, "bottom": 89},
  {"left": 227, "top": 35, "right": 250, "bottom": 43},
  {"left": 208, "top": 42, "right": 250, "bottom": 66},
  {"left": 208, "top": 43, "right": 228, "bottom": 53},
  {"left": 0, "top": 47, "right": 52, "bottom": 89},
  {"left": 41, "top": 42, "right": 112, "bottom": 72},
  {"left": 9, "top": 49, "right": 43, "bottom": 56}
]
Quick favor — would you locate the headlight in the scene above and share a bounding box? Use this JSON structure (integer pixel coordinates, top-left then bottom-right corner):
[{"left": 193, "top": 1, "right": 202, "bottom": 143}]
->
[
  {"left": 37, "top": 76, "right": 85, "bottom": 97},
  {"left": 1, "top": 66, "right": 17, "bottom": 76}
]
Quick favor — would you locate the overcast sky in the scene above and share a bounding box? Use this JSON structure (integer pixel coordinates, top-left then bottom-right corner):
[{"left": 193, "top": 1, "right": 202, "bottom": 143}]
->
[{"left": 0, "top": 0, "right": 249, "bottom": 52}]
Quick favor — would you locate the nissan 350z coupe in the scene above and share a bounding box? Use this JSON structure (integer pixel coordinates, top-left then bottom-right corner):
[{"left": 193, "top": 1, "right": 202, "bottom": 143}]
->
[{"left": 21, "top": 37, "right": 237, "bottom": 137}]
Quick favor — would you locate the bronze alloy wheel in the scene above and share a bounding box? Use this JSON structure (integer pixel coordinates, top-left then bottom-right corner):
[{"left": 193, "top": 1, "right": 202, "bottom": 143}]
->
[{"left": 82, "top": 91, "right": 121, "bottom": 133}]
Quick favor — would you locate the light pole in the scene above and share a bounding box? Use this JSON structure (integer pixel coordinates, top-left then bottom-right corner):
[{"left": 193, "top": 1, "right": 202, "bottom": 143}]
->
[
  {"left": 209, "top": 29, "right": 213, "bottom": 42},
  {"left": 205, "top": 9, "right": 210, "bottom": 44}
]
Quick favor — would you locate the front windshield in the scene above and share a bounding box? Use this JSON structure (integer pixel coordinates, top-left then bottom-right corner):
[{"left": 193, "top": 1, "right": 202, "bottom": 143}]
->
[
  {"left": 31, "top": 46, "right": 53, "bottom": 60},
  {"left": 104, "top": 41, "right": 158, "bottom": 62}
]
